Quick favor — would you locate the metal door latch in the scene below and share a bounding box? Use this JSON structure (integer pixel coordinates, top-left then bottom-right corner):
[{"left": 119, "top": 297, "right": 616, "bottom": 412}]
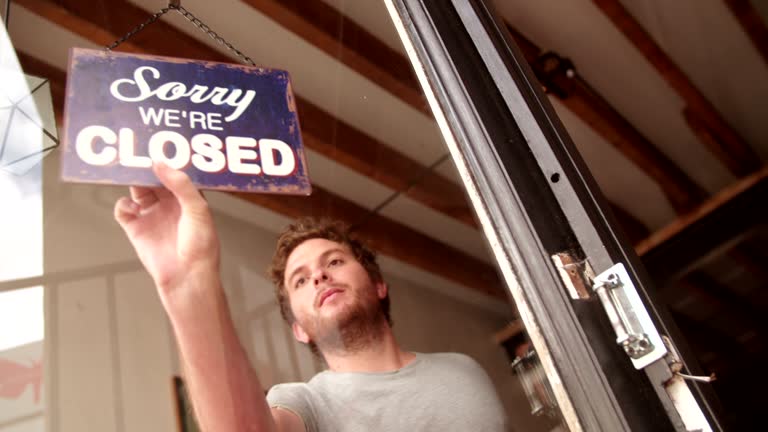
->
[{"left": 592, "top": 263, "right": 667, "bottom": 369}]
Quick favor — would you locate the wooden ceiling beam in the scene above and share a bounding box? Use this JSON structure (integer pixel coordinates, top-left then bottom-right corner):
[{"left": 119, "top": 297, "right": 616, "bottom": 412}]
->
[
  {"left": 15, "top": 0, "right": 477, "bottom": 227},
  {"left": 636, "top": 164, "right": 768, "bottom": 256},
  {"left": 608, "top": 202, "right": 649, "bottom": 245},
  {"left": 729, "top": 240, "right": 768, "bottom": 281},
  {"left": 723, "top": 0, "right": 768, "bottom": 67},
  {"left": 14, "top": 20, "right": 504, "bottom": 300},
  {"left": 593, "top": 0, "right": 761, "bottom": 177},
  {"left": 239, "top": 0, "right": 701, "bottom": 222},
  {"left": 295, "top": 102, "right": 476, "bottom": 226},
  {"left": 237, "top": 0, "right": 704, "bottom": 214},
  {"left": 239, "top": 0, "right": 428, "bottom": 114},
  {"left": 566, "top": 76, "right": 707, "bottom": 212},
  {"left": 505, "top": 26, "right": 706, "bottom": 212},
  {"left": 502, "top": 25, "right": 542, "bottom": 63},
  {"left": 17, "top": 0, "right": 656, "bottom": 237},
  {"left": 680, "top": 272, "right": 768, "bottom": 340}
]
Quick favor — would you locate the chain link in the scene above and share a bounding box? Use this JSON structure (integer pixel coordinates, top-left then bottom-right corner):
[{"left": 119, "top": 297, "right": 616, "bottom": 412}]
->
[
  {"left": 106, "top": 7, "right": 172, "bottom": 52},
  {"left": 106, "top": 4, "right": 255, "bottom": 67},
  {"left": 173, "top": 5, "right": 255, "bottom": 66}
]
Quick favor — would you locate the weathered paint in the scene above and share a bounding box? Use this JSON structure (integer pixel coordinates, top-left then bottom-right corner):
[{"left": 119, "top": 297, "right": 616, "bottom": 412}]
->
[{"left": 61, "top": 48, "right": 311, "bottom": 195}]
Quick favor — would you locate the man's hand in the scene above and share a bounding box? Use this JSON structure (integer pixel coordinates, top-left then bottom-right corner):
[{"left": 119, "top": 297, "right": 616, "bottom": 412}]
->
[
  {"left": 113, "top": 164, "right": 295, "bottom": 432},
  {"left": 114, "top": 162, "right": 220, "bottom": 304}
]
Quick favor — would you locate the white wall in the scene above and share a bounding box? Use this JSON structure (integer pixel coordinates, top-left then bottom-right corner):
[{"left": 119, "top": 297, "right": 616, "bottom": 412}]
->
[{"left": 41, "top": 152, "right": 561, "bottom": 432}]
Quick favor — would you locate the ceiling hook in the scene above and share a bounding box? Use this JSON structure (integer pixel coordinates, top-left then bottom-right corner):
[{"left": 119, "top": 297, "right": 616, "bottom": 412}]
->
[{"left": 168, "top": 0, "right": 180, "bottom": 8}]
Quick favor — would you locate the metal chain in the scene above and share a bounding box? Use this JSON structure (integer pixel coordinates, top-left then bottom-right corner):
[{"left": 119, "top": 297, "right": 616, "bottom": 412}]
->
[
  {"left": 106, "top": 4, "right": 255, "bottom": 67},
  {"left": 106, "top": 6, "right": 173, "bottom": 51},
  {"left": 173, "top": 5, "right": 255, "bottom": 66}
]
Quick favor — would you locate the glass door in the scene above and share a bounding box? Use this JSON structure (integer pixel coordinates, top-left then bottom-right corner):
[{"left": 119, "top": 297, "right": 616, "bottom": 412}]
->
[{"left": 384, "top": 0, "right": 723, "bottom": 430}]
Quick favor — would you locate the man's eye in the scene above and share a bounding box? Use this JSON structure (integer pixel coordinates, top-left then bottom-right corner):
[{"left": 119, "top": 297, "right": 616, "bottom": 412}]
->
[
  {"left": 328, "top": 258, "right": 343, "bottom": 267},
  {"left": 294, "top": 277, "right": 306, "bottom": 289}
]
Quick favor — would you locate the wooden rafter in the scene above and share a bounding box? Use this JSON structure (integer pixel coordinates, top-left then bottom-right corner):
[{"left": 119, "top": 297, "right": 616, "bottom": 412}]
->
[
  {"left": 241, "top": 0, "right": 703, "bottom": 214},
  {"left": 682, "top": 271, "right": 768, "bottom": 337},
  {"left": 593, "top": 0, "right": 761, "bottom": 177},
  {"left": 504, "top": 27, "right": 705, "bottom": 212},
  {"left": 608, "top": 202, "right": 649, "bottom": 245},
  {"left": 723, "top": 0, "right": 768, "bottom": 67},
  {"left": 239, "top": 0, "right": 428, "bottom": 114},
  {"left": 17, "top": 0, "right": 657, "bottom": 238},
  {"left": 563, "top": 76, "right": 707, "bottom": 212},
  {"left": 15, "top": 0, "right": 477, "bottom": 227},
  {"left": 240, "top": 0, "right": 687, "bottom": 220},
  {"left": 636, "top": 164, "right": 768, "bottom": 255},
  {"left": 14, "top": 14, "right": 504, "bottom": 300}
]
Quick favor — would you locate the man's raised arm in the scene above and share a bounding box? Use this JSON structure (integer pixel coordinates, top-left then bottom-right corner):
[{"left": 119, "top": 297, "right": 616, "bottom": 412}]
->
[{"left": 113, "top": 163, "right": 303, "bottom": 432}]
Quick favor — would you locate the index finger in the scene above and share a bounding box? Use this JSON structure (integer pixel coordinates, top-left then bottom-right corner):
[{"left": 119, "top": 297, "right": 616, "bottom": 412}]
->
[{"left": 152, "top": 162, "right": 206, "bottom": 211}]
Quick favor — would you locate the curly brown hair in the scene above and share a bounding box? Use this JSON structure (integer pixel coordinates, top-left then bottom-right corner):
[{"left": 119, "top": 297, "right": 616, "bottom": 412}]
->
[{"left": 268, "top": 218, "right": 392, "bottom": 327}]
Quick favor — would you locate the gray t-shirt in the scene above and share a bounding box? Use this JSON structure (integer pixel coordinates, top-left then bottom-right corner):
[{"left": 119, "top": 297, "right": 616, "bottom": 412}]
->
[{"left": 267, "top": 352, "right": 508, "bottom": 432}]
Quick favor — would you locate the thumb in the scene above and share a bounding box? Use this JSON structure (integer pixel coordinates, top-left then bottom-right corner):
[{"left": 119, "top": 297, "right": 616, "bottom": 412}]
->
[{"left": 152, "top": 161, "right": 205, "bottom": 212}]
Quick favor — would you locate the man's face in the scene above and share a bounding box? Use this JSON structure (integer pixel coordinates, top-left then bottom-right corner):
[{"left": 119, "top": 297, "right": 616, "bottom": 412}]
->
[{"left": 283, "top": 238, "right": 387, "bottom": 347}]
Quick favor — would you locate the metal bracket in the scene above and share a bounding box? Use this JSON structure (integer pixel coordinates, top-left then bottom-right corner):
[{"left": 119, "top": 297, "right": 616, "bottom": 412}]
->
[{"left": 592, "top": 263, "right": 667, "bottom": 369}]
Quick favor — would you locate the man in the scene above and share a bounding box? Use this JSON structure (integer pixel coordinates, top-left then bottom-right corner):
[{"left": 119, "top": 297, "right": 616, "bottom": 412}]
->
[{"left": 114, "top": 163, "right": 508, "bottom": 431}]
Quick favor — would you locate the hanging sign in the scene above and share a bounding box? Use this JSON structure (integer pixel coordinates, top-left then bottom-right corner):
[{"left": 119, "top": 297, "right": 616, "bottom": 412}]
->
[{"left": 60, "top": 48, "right": 311, "bottom": 195}]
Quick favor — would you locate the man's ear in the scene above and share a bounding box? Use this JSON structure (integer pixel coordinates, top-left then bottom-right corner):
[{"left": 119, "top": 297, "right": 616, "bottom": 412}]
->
[
  {"left": 376, "top": 281, "right": 388, "bottom": 300},
  {"left": 292, "top": 321, "right": 311, "bottom": 344}
]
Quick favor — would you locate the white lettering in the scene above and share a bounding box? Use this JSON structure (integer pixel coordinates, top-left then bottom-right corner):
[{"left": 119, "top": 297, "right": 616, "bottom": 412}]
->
[
  {"left": 164, "top": 109, "right": 181, "bottom": 127},
  {"left": 189, "top": 111, "right": 207, "bottom": 129},
  {"left": 188, "top": 111, "right": 225, "bottom": 130},
  {"left": 260, "top": 139, "right": 296, "bottom": 176},
  {"left": 75, "top": 125, "right": 117, "bottom": 166},
  {"left": 190, "top": 134, "right": 226, "bottom": 172},
  {"left": 118, "top": 128, "right": 151, "bottom": 168},
  {"left": 110, "top": 66, "right": 158, "bottom": 102},
  {"left": 73, "top": 127, "right": 298, "bottom": 181},
  {"left": 138, "top": 106, "right": 164, "bottom": 126},
  {"left": 148, "top": 131, "right": 191, "bottom": 169},
  {"left": 109, "top": 66, "right": 256, "bottom": 121},
  {"left": 186, "top": 85, "right": 214, "bottom": 103},
  {"left": 207, "top": 113, "right": 223, "bottom": 131},
  {"left": 154, "top": 82, "right": 188, "bottom": 101},
  {"left": 226, "top": 136, "right": 261, "bottom": 175}
]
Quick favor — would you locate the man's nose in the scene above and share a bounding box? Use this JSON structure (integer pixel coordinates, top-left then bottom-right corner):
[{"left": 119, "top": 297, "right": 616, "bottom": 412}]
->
[{"left": 312, "top": 270, "right": 330, "bottom": 287}]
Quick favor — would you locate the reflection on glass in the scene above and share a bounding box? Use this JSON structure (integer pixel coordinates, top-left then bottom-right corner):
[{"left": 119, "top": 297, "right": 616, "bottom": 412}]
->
[
  {"left": 0, "top": 286, "right": 44, "bottom": 430},
  {"left": 0, "top": 17, "right": 45, "bottom": 286},
  {"left": 0, "top": 21, "right": 57, "bottom": 177},
  {"left": 2, "top": 1, "right": 568, "bottom": 431},
  {"left": 511, "top": 345, "right": 559, "bottom": 418}
]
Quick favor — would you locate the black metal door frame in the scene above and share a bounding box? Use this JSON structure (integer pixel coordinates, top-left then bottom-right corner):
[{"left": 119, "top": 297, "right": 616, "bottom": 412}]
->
[{"left": 384, "top": 0, "right": 723, "bottom": 430}]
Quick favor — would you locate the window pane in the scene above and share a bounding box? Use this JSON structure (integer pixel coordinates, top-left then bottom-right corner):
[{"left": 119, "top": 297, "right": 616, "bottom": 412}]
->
[{"left": 6, "top": 0, "right": 763, "bottom": 430}]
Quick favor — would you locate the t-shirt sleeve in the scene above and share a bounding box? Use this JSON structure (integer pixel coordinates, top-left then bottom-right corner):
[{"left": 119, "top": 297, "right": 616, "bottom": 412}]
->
[{"left": 266, "top": 383, "right": 318, "bottom": 432}]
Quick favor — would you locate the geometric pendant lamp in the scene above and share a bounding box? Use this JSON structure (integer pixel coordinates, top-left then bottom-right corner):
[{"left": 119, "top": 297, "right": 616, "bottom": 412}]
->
[{"left": 0, "top": 18, "right": 58, "bottom": 176}]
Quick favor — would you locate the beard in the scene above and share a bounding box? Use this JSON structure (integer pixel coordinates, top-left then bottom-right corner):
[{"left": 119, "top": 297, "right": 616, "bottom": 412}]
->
[{"left": 299, "top": 283, "right": 387, "bottom": 357}]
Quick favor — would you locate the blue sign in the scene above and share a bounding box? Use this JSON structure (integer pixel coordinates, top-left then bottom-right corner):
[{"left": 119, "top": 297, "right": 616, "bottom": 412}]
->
[{"left": 61, "top": 48, "right": 311, "bottom": 195}]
